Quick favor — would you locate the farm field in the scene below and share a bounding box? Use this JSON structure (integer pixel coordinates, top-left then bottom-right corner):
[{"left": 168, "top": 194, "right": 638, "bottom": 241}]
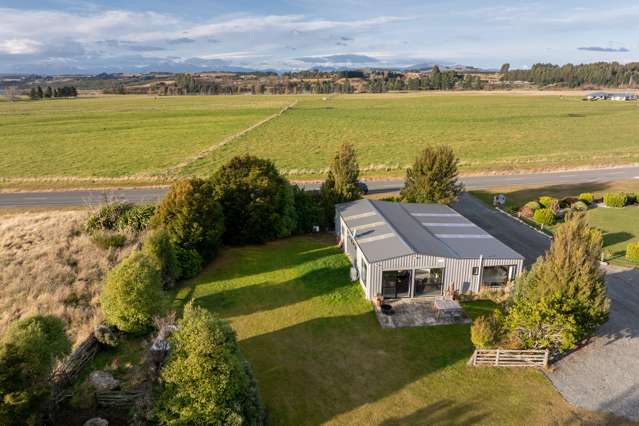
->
[
  {"left": 171, "top": 235, "right": 623, "bottom": 425},
  {"left": 2, "top": 92, "right": 639, "bottom": 186},
  {"left": 184, "top": 92, "right": 639, "bottom": 178},
  {"left": 0, "top": 95, "right": 293, "bottom": 179}
]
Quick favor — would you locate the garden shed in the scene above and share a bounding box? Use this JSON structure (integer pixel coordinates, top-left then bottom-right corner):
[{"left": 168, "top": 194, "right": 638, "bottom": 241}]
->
[{"left": 335, "top": 199, "right": 524, "bottom": 300}]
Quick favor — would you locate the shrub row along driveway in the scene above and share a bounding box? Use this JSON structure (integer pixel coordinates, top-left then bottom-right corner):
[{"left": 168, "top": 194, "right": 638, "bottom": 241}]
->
[{"left": 454, "top": 193, "right": 639, "bottom": 421}]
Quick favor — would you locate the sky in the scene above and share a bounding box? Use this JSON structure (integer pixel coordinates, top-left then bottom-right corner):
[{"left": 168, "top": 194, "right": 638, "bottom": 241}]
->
[{"left": 1, "top": 0, "right": 638, "bottom": 74}]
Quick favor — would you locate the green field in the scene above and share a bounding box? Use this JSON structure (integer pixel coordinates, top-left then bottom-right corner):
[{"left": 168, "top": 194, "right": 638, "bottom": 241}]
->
[
  {"left": 2, "top": 93, "right": 639, "bottom": 185},
  {"left": 0, "top": 95, "right": 292, "bottom": 179},
  {"left": 184, "top": 93, "right": 639, "bottom": 177},
  {"left": 171, "top": 235, "right": 618, "bottom": 425}
]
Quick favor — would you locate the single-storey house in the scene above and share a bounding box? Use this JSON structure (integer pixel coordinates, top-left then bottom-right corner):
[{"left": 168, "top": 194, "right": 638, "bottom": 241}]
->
[{"left": 335, "top": 199, "right": 524, "bottom": 300}]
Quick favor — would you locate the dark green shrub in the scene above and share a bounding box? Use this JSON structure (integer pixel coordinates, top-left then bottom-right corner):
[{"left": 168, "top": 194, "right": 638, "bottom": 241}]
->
[
  {"left": 292, "top": 186, "right": 321, "bottom": 234},
  {"left": 143, "top": 229, "right": 180, "bottom": 288},
  {"left": 523, "top": 201, "right": 541, "bottom": 210},
  {"left": 626, "top": 193, "right": 637, "bottom": 205},
  {"left": 152, "top": 178, "right": 224, "bottom": 260},
  {"left": 603, "top": 192, "right": 627, "bottom": 208},
  {"left": 174, "top": 247, "right": 203, "bottom": 280},
  {"left": 470, "top": 313, "right": 503, "bottom": 349},
  {"left": 86, "top": 202, "right": 155, "bottom": 233},
  {"left": 211, "top": 155, "right": 295, "bottom": 245},
  {"left": 118, "top": 204, "right": 156, "bottom": 232},
  {"left": 578, "top": 193, "right": 594, "bottom": 205},
  {"left": 94, "top": 324, "right": 119, "bottom": 347},
  {"left": 0, "top": 315, "right": 70, "bottom": 425},
  {"left": 533, "top": 208, "right": 556, "bottom": 226},
  {"left": 86, "top": 202, "right": 132, "bottom": 233},
  {"left": 91, "top": 231, "right": 127, "bottom": 249},
  {"left": 538, "top": 196, "right": 558, "bottom": 209},
  {"left": 626, "top": 242, "right": 639, "bottom": 262},
  {"left": 101, "top": 252, "right": 165, "bottom": 334},
  {"left": 572, "top": 201, "right": 588, "bottom": 212},
  {"left": 156, "top": 303, "right": 264, "bottom": 425}
]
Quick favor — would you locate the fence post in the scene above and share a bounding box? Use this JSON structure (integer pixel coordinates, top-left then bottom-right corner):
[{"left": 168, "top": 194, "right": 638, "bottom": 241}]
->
[
  {"left": 495, "top": 349, "right": 500, "bottom": 366},
  {"left": 543, "top": 350, "right": 549, "bottom": 368}
]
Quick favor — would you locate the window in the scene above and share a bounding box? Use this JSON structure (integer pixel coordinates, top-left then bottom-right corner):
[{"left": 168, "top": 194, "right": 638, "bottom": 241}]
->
[{"left": 472, "top": 267, "right": 479, "bottom": 276}]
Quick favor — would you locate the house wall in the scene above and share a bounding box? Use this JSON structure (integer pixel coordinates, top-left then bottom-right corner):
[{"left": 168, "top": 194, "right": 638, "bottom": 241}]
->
[
  {"left": 367, "top": 255, "right": 523, "bottom": 299},
  {"left": 336, "top": 212, "right": 524, "bottom": 300}
]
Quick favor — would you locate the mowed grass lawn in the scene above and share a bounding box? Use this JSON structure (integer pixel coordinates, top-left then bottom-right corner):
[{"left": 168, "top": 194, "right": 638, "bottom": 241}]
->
[
  {"left": 173, "top": 235, "right": 618, "bottom": 425},
  {"left": 0, "top": 95, "right": 292, "bottom": 178},
  {"left": 184, "top": 92, "right": 639, "bottom": 178}
]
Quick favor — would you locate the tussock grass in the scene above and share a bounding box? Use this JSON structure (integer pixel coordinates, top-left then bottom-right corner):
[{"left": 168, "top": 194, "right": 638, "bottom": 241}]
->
[{"left": 0, "top": 211, "right": 140, "bottom": 345}]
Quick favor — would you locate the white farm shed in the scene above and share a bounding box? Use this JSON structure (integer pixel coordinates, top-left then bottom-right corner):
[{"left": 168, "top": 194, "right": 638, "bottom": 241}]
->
[{"left": 335, "top": 200, "right": 524, "bottom": 300}]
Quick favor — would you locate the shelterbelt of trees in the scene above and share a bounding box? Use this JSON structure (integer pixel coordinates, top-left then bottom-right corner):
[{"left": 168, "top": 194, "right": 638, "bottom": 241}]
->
[{"left": 501, "top": 62, "right": 639, "bottom": 88}]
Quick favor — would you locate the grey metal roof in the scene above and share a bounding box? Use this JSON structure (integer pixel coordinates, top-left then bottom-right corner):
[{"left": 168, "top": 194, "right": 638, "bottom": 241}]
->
[{"left": 336, "top": 199, "right": 524, "bottom": 262}]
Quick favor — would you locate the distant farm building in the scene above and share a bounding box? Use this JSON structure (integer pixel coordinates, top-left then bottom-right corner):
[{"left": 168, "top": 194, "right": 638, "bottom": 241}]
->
[{"left": 586, "top": 92, "right": 637, "bottom": 101}]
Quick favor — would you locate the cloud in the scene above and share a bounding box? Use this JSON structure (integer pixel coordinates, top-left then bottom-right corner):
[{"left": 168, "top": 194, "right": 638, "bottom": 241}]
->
[
  {"left": 98, "top": 40, "right": 165, "bottom": 52},
  {"left": 296, "top": 54, "right": 379, "bottom": 64},
  {"left": 578, "top": 46, "right": 629, "bottom": 52},
  {"left": 0, "top": 39, "right": 42, "bottom": 55},
  {"left": 166, "top": 37, "right": 196, "bottom": 44}
]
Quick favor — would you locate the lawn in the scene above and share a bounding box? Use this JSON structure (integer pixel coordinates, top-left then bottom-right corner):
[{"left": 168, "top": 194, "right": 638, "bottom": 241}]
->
[
  {"left": 0, "top": 95, "right": 292, "bottom": 179},
  {"left": 183, "top": 92, "right": 639, "bottom": 178},
  {"left": 472, "top": 180, "right": 639, "bottom": 267},
  {"left": 172, "top": 234, "right": 618, "bottom": 425}
]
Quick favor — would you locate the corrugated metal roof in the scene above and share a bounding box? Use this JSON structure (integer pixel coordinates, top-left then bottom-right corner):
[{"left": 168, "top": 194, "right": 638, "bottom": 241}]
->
[{"left": 336, "top": 199, "right": 524, "bottom": 262}]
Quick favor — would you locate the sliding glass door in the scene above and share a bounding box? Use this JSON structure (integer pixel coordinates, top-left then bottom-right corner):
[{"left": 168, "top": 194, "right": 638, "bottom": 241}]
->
[
  {"left": 381, "top": 270, "right": 411, "bottom": 299},
  {"left": 414, "top": 268, "right": 444, "bottom": 297}
]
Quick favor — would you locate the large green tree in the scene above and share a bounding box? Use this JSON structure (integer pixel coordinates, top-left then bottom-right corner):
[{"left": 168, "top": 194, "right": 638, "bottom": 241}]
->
[
  {"left": 0, "top": 315, "right": 70, "bottom": 425},
  {"left": 400, "top": 145, "right": 463, "bottom": 204},
  {"left": 506, "top": 213, "right": 609, "bottom": 353},
  {"left": 320, "top": 143, "right": 362, "bottom": 227},
  {"left": 156, "top": 303, "right": 263, "bottom": 425},
  {"left": 152, "top": 178, "right": 224, "bottom": 260},
  {"left": 211, "top": 155, "right": 295, "bottom": 245}
]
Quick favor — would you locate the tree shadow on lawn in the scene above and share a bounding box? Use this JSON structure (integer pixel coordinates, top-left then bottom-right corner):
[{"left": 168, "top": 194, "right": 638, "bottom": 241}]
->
[
  {"left": 237, "top": 311, "right": 486, "bottom": 425},
  {"left": 602, "top": 231, "right": 634, "bottom": 252},
  {"left": 192, "top": 265, "right": 355, "bottom": 317},
  {"left": 380, "top": 399, "right": 488, "bottom": 426}
]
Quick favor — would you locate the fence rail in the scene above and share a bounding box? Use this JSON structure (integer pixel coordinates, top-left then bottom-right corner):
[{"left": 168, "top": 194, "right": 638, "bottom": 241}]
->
[{"left": 469, "top": 349, "right": 549, "bottom": 368}]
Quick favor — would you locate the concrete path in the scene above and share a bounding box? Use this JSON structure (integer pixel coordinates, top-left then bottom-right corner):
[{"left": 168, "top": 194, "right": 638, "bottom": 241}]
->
[{"left": 548, "top": 265, "right": 639, "bottom": 421}]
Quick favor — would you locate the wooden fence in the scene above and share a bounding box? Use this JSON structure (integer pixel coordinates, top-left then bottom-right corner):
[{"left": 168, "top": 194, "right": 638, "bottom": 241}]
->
[
  {"left": 95, "top": 390, "right": 145, "bottom": 408},
  {"left": 469, "top": 349, "right": 549, "bottom": 368},
  {"left": 50, "top": 333, "right": 100, "bottom": 403}
]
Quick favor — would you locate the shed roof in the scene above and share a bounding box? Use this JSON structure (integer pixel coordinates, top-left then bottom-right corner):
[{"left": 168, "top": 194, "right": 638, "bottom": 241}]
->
[{"left": 336, "top": 199, "right": 524, "bottom": 262}]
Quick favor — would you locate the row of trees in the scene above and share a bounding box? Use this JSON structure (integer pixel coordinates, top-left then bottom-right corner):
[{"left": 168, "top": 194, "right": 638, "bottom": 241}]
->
[
  {"left": 502, "top": 62, "right": 639, "bottom": 87},
  {"left": 29, "top": 86, "right": 78, "bottom": 100}
]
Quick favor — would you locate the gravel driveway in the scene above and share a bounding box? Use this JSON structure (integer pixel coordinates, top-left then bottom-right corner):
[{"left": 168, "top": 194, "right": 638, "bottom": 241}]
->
[
  {"left": 454, "top": 193, "right": 639, "bottom": 421},
  {"left": 548, "top": 265, "right": 639, "bottom": 421}
]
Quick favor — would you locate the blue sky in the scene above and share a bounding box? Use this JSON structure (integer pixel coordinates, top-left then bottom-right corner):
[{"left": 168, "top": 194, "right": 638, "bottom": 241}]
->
[{"left": 1, "top": 0, "right": 638, "bottom": 73}]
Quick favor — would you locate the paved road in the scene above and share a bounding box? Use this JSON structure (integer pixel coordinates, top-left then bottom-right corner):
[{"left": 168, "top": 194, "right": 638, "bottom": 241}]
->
[
  {"left": 1, "top": 165, "right": 639, "bottom": 209},
  {"left": 549, "top": 265, "right": 639, "bottom": 421},
  {"left": 451, "top": 192, "right": 551, "bottom": 267}
]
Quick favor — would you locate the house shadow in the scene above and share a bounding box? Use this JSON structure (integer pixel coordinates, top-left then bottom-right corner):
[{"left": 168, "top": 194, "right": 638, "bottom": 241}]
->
[
  {"left": 238, "top": 311, "right": 487, "bottom": 425},
  {"left": 380, "top": 400, "right": 488, "bottom": 426}
]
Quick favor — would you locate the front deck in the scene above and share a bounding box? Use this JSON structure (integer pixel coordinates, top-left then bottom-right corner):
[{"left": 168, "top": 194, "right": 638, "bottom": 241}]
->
[{"left": 373, "top": 298, "right": 471, "bottom": 329}]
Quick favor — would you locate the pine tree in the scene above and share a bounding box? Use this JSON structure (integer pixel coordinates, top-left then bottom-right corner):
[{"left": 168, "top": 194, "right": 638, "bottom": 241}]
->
[
  {"left": 400, "top": 145, "right": 463, "bottom": 204},
  {"left": 44, "top": 86, "right": 52, "bottom": 98},
  {"left": 29, "top": 87, "right": 37, "bottom": 100},
  {"left": 322, "top": 143, "right": 362, "bottom": 201},
  {"left": 37, "top": 86, "right": 43, "bottom": 99}
]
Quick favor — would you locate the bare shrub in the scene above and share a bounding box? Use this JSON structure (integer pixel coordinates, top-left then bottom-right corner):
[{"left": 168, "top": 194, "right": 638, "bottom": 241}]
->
[{"left": 0, "top": 211, "right": 141, "bottom": 345}]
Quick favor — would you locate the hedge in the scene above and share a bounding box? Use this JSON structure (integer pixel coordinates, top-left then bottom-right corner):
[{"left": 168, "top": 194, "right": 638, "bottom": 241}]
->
[
  {"left": 572, "top": 201, "right": 588, "bottom": 212},
  {"left": 524, "top": 201, "right": 541, "bottom": 210},
  {"left": 626, "top": 242, "right": 639, "bottom": 262},
  {"left": 533, "top": 208, "right": 556, "bottom": 226},
  {"left": 603, "top": 192, "right": 627, "bottom": 208},
  {"left": 470, "top": 314, "right": 503, "bottom": 349}
]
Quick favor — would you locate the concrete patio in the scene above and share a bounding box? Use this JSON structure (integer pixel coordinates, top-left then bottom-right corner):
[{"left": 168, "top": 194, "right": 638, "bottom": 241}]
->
[{"left": 374, "top": 298, "right": 470, "bottom": 329}]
